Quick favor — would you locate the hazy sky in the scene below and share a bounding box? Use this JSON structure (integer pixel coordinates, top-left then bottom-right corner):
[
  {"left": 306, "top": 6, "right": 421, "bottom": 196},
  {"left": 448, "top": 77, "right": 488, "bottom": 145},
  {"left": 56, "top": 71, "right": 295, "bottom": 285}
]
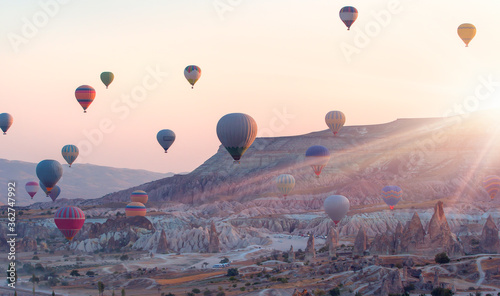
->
[{"left": 1, "top": 0, "right": 500, "bottom": 173}]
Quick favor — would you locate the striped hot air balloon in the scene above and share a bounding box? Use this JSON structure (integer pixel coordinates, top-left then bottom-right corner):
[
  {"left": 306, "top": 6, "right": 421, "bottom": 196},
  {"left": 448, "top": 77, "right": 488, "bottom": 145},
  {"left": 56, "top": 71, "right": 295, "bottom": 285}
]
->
[
  {"left": 157, "top": 129, "right": 176, "bottom": 153},
  {"left": 25, "top": 181, "right": 39, "bottom": 199},
  {"left": 381, "top": 185, "right": 403, "bottom": 210},
  {"left": 483, "top": 175, "right": 500, "bottom": 199},
  {"left": 54, "top": 206, "right": 85, "bottom": 241},
  {"left": 324, "top": 195, "right": 350, "bottom": 226},
  {"left": 100, "top": 72, "right": 114, "bottom": 89},
  {"left": 0, "top": 113, "right": 13, "bottom": 135},
  {"left": 75, "top": 85, "right": 96, "bottom": 113},
  {"left": 458, "top": 23, "right": 476, "bottom": 47},
  {"left": 325, "top": 111, "right": 346, "bottom": 136},
  {"left": 276, "top": 174, "right": 295, "bottom": 197},
  {"left": 130, "top": 190, "right": 148, "bottom": 204},
  {"left": 36, "top": 160, "right": 63, "bottom": 194},
  {"left": 216, "top": 113, "right": 258, "bottom": 164},
  {"left": 125, "top": 202, "right": 147, "bottom": 217},
  {"left": 305, "top": 145, "right": 331, "bottom": 177},
  {"left": 61, "top": 145, "right": 79, "bottom": 167},
  {"left": 184, "top": 65, "right": 201, "bottom": 89},
  {"left": 339, "top": 6, "right": 358, "bottom": 30}
]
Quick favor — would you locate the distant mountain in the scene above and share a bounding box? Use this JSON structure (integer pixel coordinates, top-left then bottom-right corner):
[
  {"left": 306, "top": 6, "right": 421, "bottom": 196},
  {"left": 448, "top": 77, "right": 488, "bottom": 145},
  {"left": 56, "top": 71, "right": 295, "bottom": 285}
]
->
[
  {"left": 0, "top": 159, "right": 177, "bottom": 206},
  {"left": 83, "top": 110, "right": 500, "bottom": 210}
]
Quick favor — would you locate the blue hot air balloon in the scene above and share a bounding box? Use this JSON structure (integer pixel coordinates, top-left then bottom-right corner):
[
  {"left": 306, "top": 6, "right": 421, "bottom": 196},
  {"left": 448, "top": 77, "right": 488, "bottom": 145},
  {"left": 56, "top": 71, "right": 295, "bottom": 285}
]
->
[
  {"left": 157, "top": 129, "right": 176, "bottom": 153},
  {"left": 381, "top": 185, "right": 402, "bottom": 210},
  {"left": 305, "top": 145, "right": 331, "bottom": 177},
  {"left": 216, "top": 113, "right": 258, "bottom": 164},
  {"left": 36, "top": 160, "right": 63, "bottom": 194},
  {"left": 0, "top": 113, "right": 13, "bottom": 135}
]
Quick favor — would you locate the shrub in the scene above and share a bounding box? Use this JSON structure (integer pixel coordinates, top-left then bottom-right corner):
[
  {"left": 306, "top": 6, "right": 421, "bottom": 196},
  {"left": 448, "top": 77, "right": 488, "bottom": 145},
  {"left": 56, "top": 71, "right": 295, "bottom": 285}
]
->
[
  {"left": 434, "top": 252, "right": 450, "bottom": 264},
  {"left": 430, "top": 287, "right": 454, "bottom": 296},
  {"left": 329, "top": 287, "right": 341, "bottom": 296},
  {"left": 226, "top": 268, "right": 239, "bottom": 277},
  {"left": 192, "top": 288, "right": 201, "bottom": 294}
]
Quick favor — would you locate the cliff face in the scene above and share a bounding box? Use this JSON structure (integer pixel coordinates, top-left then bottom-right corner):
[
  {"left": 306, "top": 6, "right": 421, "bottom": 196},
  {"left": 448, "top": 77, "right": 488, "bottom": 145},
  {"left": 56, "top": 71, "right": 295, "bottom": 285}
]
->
[
  {"left": 480, "top": 215, "right": 500, "bottom": 254},
  {"left": 80, "top": 114, "right": 500, "bottom": 208},
  {"left": 426, "top": 201, "right": 463, "bottom": 256}
]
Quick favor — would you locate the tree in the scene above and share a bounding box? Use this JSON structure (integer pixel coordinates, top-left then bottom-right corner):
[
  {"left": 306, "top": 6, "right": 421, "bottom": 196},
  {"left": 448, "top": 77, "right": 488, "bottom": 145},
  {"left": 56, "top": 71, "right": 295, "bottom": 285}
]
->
[
  {"left": 30, "top": 274, "right": 39, "bottom": 296},
  {"left": 431, "top": 287, "right": 454, "bottom": 296},
  {"left": 86, "top": 270, "right": 95, "bottom": 276},
  {"left": 120, "top": 254, "right": 129, "bottom": 261},
  {"left": 121, "top": 288, "right": 126, "bottom": 296},
  {"left": 192, "top": 288, "right": 201, "bottom": 294},
  {"left": 98, "top": 281, "right": 105, "bottom": 296},
  {"left": 329, "top": 287, "right": 341, "bottom": 296},
  {"left": 52, "top": 291, "right": 55, "bottom": 296},
  {"left": 434, "top": 252, "right": 450, "bottom": 264},
  {"left": 220, "top": 257, "right": 230, "bottom": 264},
  {"left": 70, "top": 270, "right": 80, "bottom": 276},
  {"left": 226, "top": 268, "right": 239, "bottom": 277}
]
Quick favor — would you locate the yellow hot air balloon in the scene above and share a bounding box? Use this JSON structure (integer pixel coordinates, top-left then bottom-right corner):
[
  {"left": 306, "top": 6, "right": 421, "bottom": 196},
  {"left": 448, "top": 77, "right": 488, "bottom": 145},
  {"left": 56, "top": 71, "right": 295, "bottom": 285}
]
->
[{"left": 457, "top": 23, "right": 476, "bottom": 47}]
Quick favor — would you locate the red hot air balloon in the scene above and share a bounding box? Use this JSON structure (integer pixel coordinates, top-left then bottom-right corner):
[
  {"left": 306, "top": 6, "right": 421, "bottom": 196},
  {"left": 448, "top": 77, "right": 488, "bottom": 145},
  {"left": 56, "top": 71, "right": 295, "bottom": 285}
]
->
[
  {"left": 75, "top": 85, "right": 96, "bottom": 113},
  {"left": 54, "top": 206, "right": 85, "bottom": 241}
]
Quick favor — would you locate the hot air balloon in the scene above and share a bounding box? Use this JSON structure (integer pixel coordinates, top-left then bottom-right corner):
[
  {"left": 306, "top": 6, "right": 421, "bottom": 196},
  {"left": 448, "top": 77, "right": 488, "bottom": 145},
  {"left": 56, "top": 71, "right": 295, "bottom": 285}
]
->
[
  {"left": 325, "top": 111, "right": 346, "bottom": 136},
  {"left": 25, "top": 181, "right": 39, "bottom": 199},
  {"left": 125, "top": 202, "right": 147, "bottom": 217},
  {"left": 184, "top": 65, "right": 201, "bottom": 89},
  {"left": 131, "top": 190, "right": 148, "bottom": 204},
  {"left": 483, "top": 175, "right": 500, "bottom": 199},
  {"left": 36, "top": 160, "right": 63, "bottom": 194},
  {"left": 54, "top": 206, "right": 85, "bottom": 241},
  {"left": 75, "top": 85, "right": 96, "bottom": 113},
  {"left": 157, "top": 129, "right": 176, "bottom": 153},
  {"left": 305, "top": 145, "right": 330, "bottom": 177},
  {"left": 458, "top": 23, "right": 476, "bottom": 47},
  {"left": 339, "top": 6, "right": 358, "bottom": 30},
  {"left": 48, "top": 186, "right": 61, "bottom": 202},
  {"left": 324, "top": 195, "right": 350, "bottom": 226},
  {"left": 381, "top": 185, "right": 402, "bottom": 210},
  {"left": 61, "top": 145, "right": 79, "bottom": 167},
  {"left": 276, "top": 174, "right": 295, "bottom": 197},
  {"left": 0, "top": 113, "right": 13, "bottom": 135},
  {"left": 100, "top": 72, "right": 114, "bottom": 89},
  {"left": 216, "top": 113, "right": 258, "bottom": 164}
]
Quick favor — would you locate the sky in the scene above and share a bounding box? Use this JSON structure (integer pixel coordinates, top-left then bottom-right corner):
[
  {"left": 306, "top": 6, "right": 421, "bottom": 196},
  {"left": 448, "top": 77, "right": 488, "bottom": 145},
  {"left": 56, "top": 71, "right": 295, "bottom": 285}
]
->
[{"left": 1, "top": 0, "right": 500, "bottom": 173}]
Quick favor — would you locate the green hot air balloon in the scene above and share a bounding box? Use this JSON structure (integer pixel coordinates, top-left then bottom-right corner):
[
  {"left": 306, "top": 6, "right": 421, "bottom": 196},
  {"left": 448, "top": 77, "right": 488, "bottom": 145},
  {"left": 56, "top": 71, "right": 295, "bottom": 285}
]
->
[{"left": 100, "top": 72, "right": 114, "bottom": 89}]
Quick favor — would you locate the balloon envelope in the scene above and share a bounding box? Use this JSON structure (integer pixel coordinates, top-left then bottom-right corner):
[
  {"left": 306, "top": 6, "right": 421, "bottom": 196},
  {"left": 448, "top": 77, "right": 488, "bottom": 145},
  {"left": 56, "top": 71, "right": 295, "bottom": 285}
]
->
[
  {"left": 0, "top": 113, "right": 13, "bottom": 135},
  {"left": 36, "top": 160, "right": 63, "bottom": 194},
  {"left": 125, "top": 202, "right": 147, "bottom": 217},
  {"left": 100, "top": 72, "right": 114, "bottom": 89},
  {"left": 305, "top": 145, "right": 330, "bottom": 177},
  {"left": 339, "top": 6, "right": 358, "bottom": 30},
  {"left": 61, "top": 145, "right": 79, "bottom": 167},
  {"left": 131, "top": 190, "right": 148, "bottom": 204},
  {"left": 216, "top": 113, "right": 258, "bottom": 163},
  {"left": 184, "top": 65, "right": 201, "bottom": 88},
  {"left": 75, "top": 85, "right": 96, "bottom": 113},
  {"left": 54, "top": 206, "right": 85, "bottom": 241},
  {"left": 483, "top": 175, "right": 500, "bottom": 199},
  {"left": 457, "top": 23, "right": 476, "bottom": 47},
  {"left": 325, "top": 111, "right": 346, "bottom": 136},
  {"left": 48, "top": 186, "right": 61, "bottom": 202},
  {"left": 381, "top": 185, "right": 402, "bottom": 210},
  {"left": 25, "top": 181, "right": 39, "bottom": 199},
  {"left": 324, "top": 195, "right": 350, "bottom": 225},
  {"left": 276, "top": 174, "right": 295, "bottom": 197},
  {"left": 157, "top": 129, "right": 176, "bottom": 153}
]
